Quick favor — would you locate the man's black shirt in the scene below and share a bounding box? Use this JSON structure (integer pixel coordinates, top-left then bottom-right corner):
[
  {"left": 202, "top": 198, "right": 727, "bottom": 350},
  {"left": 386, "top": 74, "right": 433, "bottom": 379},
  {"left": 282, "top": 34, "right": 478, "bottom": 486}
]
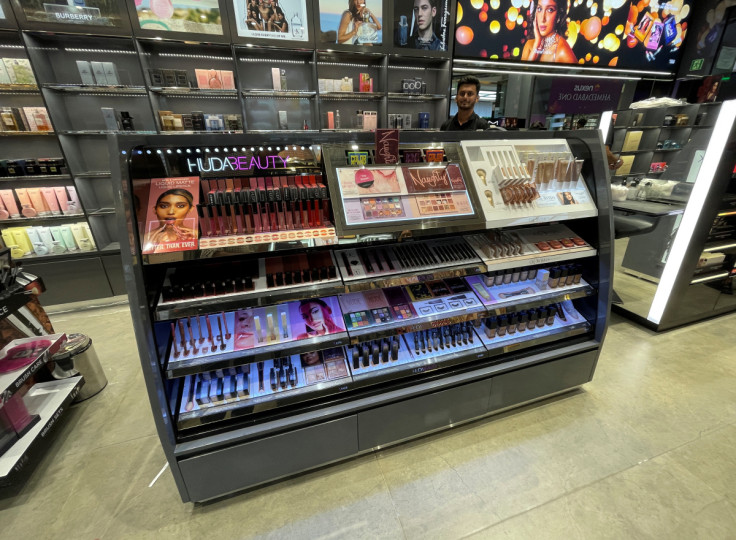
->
[{"left": 440, "top": 112, "right": 489, "bottom": 131}]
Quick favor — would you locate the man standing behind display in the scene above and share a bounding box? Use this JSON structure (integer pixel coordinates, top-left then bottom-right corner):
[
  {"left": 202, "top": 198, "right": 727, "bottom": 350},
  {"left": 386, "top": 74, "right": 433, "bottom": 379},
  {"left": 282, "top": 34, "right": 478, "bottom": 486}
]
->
[
  {"left": 440, "top": 76, "right": 489, "bottom": 131},
  {"left": 410, "top": 0, "right": 444, "bottom": 50}
]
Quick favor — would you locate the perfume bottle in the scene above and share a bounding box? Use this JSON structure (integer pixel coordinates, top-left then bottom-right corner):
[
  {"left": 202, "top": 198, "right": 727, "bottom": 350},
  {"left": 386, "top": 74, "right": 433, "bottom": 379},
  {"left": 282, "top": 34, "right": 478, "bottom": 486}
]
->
[
  {"left": 335, "top": 110, "right": 341, "bottom": 129},
  {"left": 120, "top": 111, "right": 135, "bottom": 131},
  {"left": 355, "top": 110, "right": 363, "bottom": 129},
  {"left": 280, "top": 70, "right": 287, "bottom": 91},
  {"left": 399, "top": 15, "right": 408, "bottom": 45},
  {"left": 303, "top": 119, "right": 309, "bottom": 130},
  {"left": 291, "top": 13, "right": 303, "bottom": 38}
]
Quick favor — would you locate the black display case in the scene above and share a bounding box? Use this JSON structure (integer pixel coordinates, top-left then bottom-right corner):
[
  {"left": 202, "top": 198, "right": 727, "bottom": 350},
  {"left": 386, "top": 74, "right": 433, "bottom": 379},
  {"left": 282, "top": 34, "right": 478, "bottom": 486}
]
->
[{"left": 114, "top": 129, "right": 612, "bottom": 502}]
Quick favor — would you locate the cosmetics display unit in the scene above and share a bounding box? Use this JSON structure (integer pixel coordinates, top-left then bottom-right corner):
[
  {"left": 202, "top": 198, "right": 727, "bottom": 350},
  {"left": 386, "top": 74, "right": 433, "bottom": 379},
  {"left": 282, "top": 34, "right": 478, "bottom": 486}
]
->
[
  {"left": 116, "top": 129, "right": 612, "bottom": 502},
  {"left": 608, "top": 100, "right": 736, "bottom": 330}
]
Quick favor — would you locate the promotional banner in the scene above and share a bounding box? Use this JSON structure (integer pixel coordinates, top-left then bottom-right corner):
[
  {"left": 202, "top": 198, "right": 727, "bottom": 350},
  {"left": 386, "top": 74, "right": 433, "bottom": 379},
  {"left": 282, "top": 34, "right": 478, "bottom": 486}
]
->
[
  {"left": 318, "top": 0, "right": 383, "bottom": 46},
  {"left": 141, "top": 177, "right": 200, "bottom": 255},
  {"left": 135, "top": 0, "right": 224, "bottom": 35},
  {"left": 454, "top": 0, "right": 692, "bottom": 73},
  {"left": 233, "top": 0, "right": 309, "bottom": 41},
  {"left": 393, "top": 0, "right": 451, "bottom": 51},
  {"left": 18, "top": 0, "right": 125, "bottom": 27},
  {"left": 548, "top": 79, "right": 622, "bottom": 114}
]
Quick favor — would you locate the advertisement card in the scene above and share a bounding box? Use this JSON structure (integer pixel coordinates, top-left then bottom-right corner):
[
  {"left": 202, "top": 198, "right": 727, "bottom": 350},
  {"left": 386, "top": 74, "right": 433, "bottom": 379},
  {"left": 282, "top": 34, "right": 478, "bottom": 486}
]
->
[
  {"left": 19, "top": 0, "right": 125, "bottom": 27},
  {"left": 287, "top": 297, "right": 345, "bottom": 340},
  {"left": 141, "top": 177, "right": 200, "bottom": 255},
  {"left": 337, "top": 166, "right": 405, "bottom": 197},
  {"left": 393, "top": 0, "right": 450, "bottom": 51},
  {"left": 135, "top": 0, "right": 223, "bottom": 34},
  {"left": 318, "top": 0, "right": 382, "bottom": 45},
  {"left": 402, "top": 164, "right": 465, "bottom": 193},
  {"left": 234, "top": 0, "right": 309, "bottom": 41}
]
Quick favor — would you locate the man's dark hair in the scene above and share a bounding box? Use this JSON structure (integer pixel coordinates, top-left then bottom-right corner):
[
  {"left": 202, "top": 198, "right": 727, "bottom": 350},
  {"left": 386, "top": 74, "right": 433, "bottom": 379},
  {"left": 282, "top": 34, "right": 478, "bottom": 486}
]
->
[
  {"left": 576, "top": 118, "right": 587, "bottom": 128},
  {"left": 457, "top": 75, "right": 480, "bottom": 94}
]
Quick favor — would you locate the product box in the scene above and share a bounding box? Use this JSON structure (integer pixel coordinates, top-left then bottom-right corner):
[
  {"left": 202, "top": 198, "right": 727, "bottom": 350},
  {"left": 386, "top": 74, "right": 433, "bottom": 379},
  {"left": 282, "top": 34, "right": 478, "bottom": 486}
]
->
[
  {"left": 363, "top": 110, "right": 377, "bottom": 131},
  {"left": 26, "top": 107, "right": 52, "bottom": 132},
  {"left": 278, "top": 110, "right": 288, "bottom": 130},
  {"left": 4, "top": 59, "right": 35, "bottom": 85},
  {"left": 204, "top": 114, "right": 224, "bottom": 131},
  {"left": 76, "top": 60, "right": 96, "bottom": 85},
  {"left": 1, "top": 59, "right": 18, "bottom": 84},
  {"left": 359, "top": 73, "right": 370, "bottom": 93},
  {"left": 101, "top": 107, "right": 120, "bottom": 131},
  {"left": 340, "top": 77, "right": 353, "bottom": 92},
  {"left": 221, "top": 70, "right": 235, "bottom": 90},
  {"left": 158, "top": 110, "right": 174, "bottom": 131},
  {"left": 90, "top": 62, "right": 107, "bottom": 85},
  {"left": 271, "top": 67, "right": 281, "bottom": 91},
  {"left": 12, "top": 108, "right": 29, "bottom": 131},
  {"left": 0, "top": 334, "right": 67, "bottom": 375},
  {"left": 175, "top": 70, "right": 189, "bottom": 87},
  {"left": 162, "top": 69, "right": 178, "bottom": 87},
  {"left": 621, "top": 130, "right": 643, "bottom": 152},
  {"left": 0, "top": 61, "right": 11, "bottom": 85},
  {"left": 102, "top": 62, "right": 120, "bottom": 85},
  {"left": 148, "top": 68, "right": 164, "bottom": 86},
  {"left": 194, "top": 69, "right": 209, "bottom": 89}
]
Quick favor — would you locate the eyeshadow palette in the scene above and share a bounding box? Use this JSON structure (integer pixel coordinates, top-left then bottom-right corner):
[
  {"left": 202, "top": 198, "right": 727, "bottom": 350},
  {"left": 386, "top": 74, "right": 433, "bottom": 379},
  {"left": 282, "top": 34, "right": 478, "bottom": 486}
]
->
[{"left": 336, "top": 237, "right": 482, "bottom": 280}]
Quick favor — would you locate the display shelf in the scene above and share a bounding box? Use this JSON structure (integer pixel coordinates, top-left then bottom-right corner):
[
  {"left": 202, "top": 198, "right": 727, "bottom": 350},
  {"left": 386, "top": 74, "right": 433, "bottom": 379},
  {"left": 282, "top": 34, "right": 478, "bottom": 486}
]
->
[
  {"left": 0, "top": 378, "right": 84, "bottom": 481},
  {"left": 469, "top": 277, "right": 595, "bottom": 315},
  {"left": 101, "top": 242, "right": 120, "bottom": 253},
  {"left": 478, "top": 318, "right": 592, "bottom": 359},
  {"left": 703, "top": 241, "right": 736, "bottom": 252},
  {"left": 41, "top": 84, "right": 147, "bottom": 95},
  {"left": 176, "top": 362, "right": 351, "bottom": 430},
  {"left": 386, "top": 93, "right": 447, "bottom": 101},
  {"left": 0, "top": 174, "right": 72, "bottom": 185},
  {"left": 0, "top": 132, "right": 55, "bottom": 137},
  {"left": 346, "top": 297, "right": 487, "bottom": 344},
  {"left": 318, "top": 92, "right": 384, "bottom": 100},
  {"left": 0, "top": 214, "right": 86, "bottom": 226},
  {"left": 150, "top": 87, "right": 238, "bottom": 97},
  {"left": 0, "top": 285, "right": 34, "bottom": 327},
  {"left": 342, "top": 260, "right": 487, "bottom": 292},
  {"left": 612, "top": 200, "right": 686, "bottom": 216},
  {"left": 14, "top": 249, "right": 100, "bottom": 263},
  {"left": 159, "top": 130, "right": 244, "bottom": 135},
  {"left": 75, "top": 171, "right": 112, "bottom": 179},
  {"left": 155, "top": 281, "right": 345, "bottom": 321},
  {"left": 166, "top": 332, "right": 350, "bottom": 378},
  {"left": 0, "top": 84, "right": 39, "bottom": 94},
  {"left": 242, "top": 90, "right": 317, "bottom": 98},
  {"left": 58, "top": 130, "right": 157, "bottom": 135},
  {"left": 690, "top": 271, "right": 731, "bottom": 285}
]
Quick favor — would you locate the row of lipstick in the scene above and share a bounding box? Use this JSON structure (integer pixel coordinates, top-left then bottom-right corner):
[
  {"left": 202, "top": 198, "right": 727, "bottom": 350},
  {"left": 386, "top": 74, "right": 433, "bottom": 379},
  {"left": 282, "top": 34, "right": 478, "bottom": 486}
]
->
[
  {"left": 197, "top": 175, "right": 331, "bottom": 236},
  {"left": 408, "top": 322, "right": 478, "bottom": 357},
  {"left": 349, "top": 336, "right": 402, "bottom": 369},
  {"left": 482, "top": 302, "right": 572, "bottom": 338}
]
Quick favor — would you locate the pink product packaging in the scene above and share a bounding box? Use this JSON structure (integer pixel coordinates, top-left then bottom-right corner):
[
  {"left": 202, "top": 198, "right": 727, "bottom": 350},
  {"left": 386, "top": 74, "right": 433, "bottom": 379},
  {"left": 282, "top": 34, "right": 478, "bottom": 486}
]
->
[
  {"left": 41, "top": 188, "right": 61, "bottom": 215},
  {"left": 27, "top": 188, "right": 50, "bottom": 216},
  {"left": 195, "top": 69, "right": 209, "bottom": 89},
  {"left": 0, "top": 190, "right": 20, "bottom": 218},
  {"left": 0, "top": 197, "right": 8, "bottom": 220},
  {"left": 14, "top": 188, "right": 36, "bottom": 217},
  {"left": 53, "top": 186, "right": 69, "bottom": 213},
  {"left": 221, "top": 70, "right": 235, "bottom": 90}
]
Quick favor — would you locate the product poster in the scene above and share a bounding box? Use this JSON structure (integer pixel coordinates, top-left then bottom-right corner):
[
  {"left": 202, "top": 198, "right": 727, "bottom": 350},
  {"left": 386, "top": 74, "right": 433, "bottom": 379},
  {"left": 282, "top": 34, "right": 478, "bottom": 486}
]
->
[
  {"left": 233, "top": 0, "right": 309, "bottom": 41},
  {"left": 288, "top": 297, "right": 345, "bottom": 340},
  {"left": 19, "top": 0, "right": 125, "bottom": 27},
  {"left": 393, "top": 0, "right": 450, "bottom": 51},
  {"left": 454, "top": 0, "right": 692, "bottom": 73},
  {"left": 337, "top": 166, "right": 404, "bottom": 197},
  {"left": 0, "top": 5, "right": 5, "bottom": 19},
  {"left": 317, "top": 0, "right": 383, "bottom": 45},
  {"left": 141, "top": 177, "right": 200, "bottom": 255},
  {"left": 134, "top": 0, "right": 223, "bottom": 34}
]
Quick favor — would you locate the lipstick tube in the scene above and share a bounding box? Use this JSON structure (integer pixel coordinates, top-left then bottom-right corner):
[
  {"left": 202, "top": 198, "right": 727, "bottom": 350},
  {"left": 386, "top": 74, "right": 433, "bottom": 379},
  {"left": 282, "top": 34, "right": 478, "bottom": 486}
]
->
[{"left": 197, "top": 205, "right": 211, "bottom": 237}]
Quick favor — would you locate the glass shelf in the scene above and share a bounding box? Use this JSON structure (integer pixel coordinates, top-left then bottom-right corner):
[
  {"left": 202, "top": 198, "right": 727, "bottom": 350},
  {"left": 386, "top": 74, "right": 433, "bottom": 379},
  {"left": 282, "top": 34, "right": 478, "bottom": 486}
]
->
[
  {"left": 58, "top": 130, "right": 157, "bottom": 135},
  {"left": 42, "top": 84, "right": 147, "bottom": 95},
  {"left": 149, "top": 87, "right": 238, "bottom": 97},
  {"left": 0, "top": 84, "right": 40, "bottom": 94},
  {"left": 0, "top": 174, "right": 72, "bottom": 183},
  {"left": 0, "top": 131, "right": 55, "bottom": 136},
  {"left": 0, "top": 214, "right": 86, "bottom": 226},
  {"left": 242, "top": 90, "right": 316, "bottom": 98},
  {"left": 386, "top": 93, "right": 447, "bottom": 101},
  {"left": 319, "top": 92, "right": 384, "bottom": 101}
]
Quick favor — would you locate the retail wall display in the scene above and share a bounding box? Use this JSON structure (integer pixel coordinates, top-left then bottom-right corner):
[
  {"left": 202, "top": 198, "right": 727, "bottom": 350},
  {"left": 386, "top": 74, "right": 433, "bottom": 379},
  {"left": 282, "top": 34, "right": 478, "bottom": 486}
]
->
[
  {"left": 233, "top": 0, "right": 309, "bottom": 41},
  {"left": 609, "top": 100, "right": 736, "bottom": 331},
  {"left": 157, "top": 110, "right": 242, "bottom": 131},
  {"left": 317, "top": 0, "right": 383, "bottom": 46},
  {"left": 116, "top": 131, "right": 612, "bottom": 501},
  {"left": 459, "top": 139, "right": 596, "bottom": 227},
  {"left": 393, "top": 0, "right": 450, "bottom": 51},
  {"left": 14, "top": 0, "right": 126, "bottom": 27},
  {"left": 0, "top": 158, "right": 66, "bottom": 177},
  {"left": 454, "top": 0, "right": 692, "bottom": 73},
  {"left": 134, "top": 0, "right": 224, "bottom": 35}
]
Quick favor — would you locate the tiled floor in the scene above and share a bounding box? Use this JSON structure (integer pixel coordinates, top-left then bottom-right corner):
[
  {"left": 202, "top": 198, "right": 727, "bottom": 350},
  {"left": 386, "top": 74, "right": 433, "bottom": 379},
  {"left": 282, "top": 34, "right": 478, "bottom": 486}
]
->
[{"left": 1, "top": 303, "right": 735, "bottom": 539}]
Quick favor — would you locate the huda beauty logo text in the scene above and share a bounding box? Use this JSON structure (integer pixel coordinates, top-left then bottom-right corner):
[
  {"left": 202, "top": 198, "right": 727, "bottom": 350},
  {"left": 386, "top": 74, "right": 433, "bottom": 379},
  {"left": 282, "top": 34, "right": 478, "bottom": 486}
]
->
[{"left": 186, "top": 155, "right": 289, "bottom": 173}]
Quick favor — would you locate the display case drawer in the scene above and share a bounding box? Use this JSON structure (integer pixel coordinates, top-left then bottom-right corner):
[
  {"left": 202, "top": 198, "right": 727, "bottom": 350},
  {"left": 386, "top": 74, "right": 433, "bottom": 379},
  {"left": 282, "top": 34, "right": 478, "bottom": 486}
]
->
[
  {"left": 178, "top": 416, "right": 358, "bottom": 502},
  {"left": 488, "top": 349, "right": 597, "bottom": 412},
  {"left": 357, "top": 379, "right": 492, "bottom": 450}
]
